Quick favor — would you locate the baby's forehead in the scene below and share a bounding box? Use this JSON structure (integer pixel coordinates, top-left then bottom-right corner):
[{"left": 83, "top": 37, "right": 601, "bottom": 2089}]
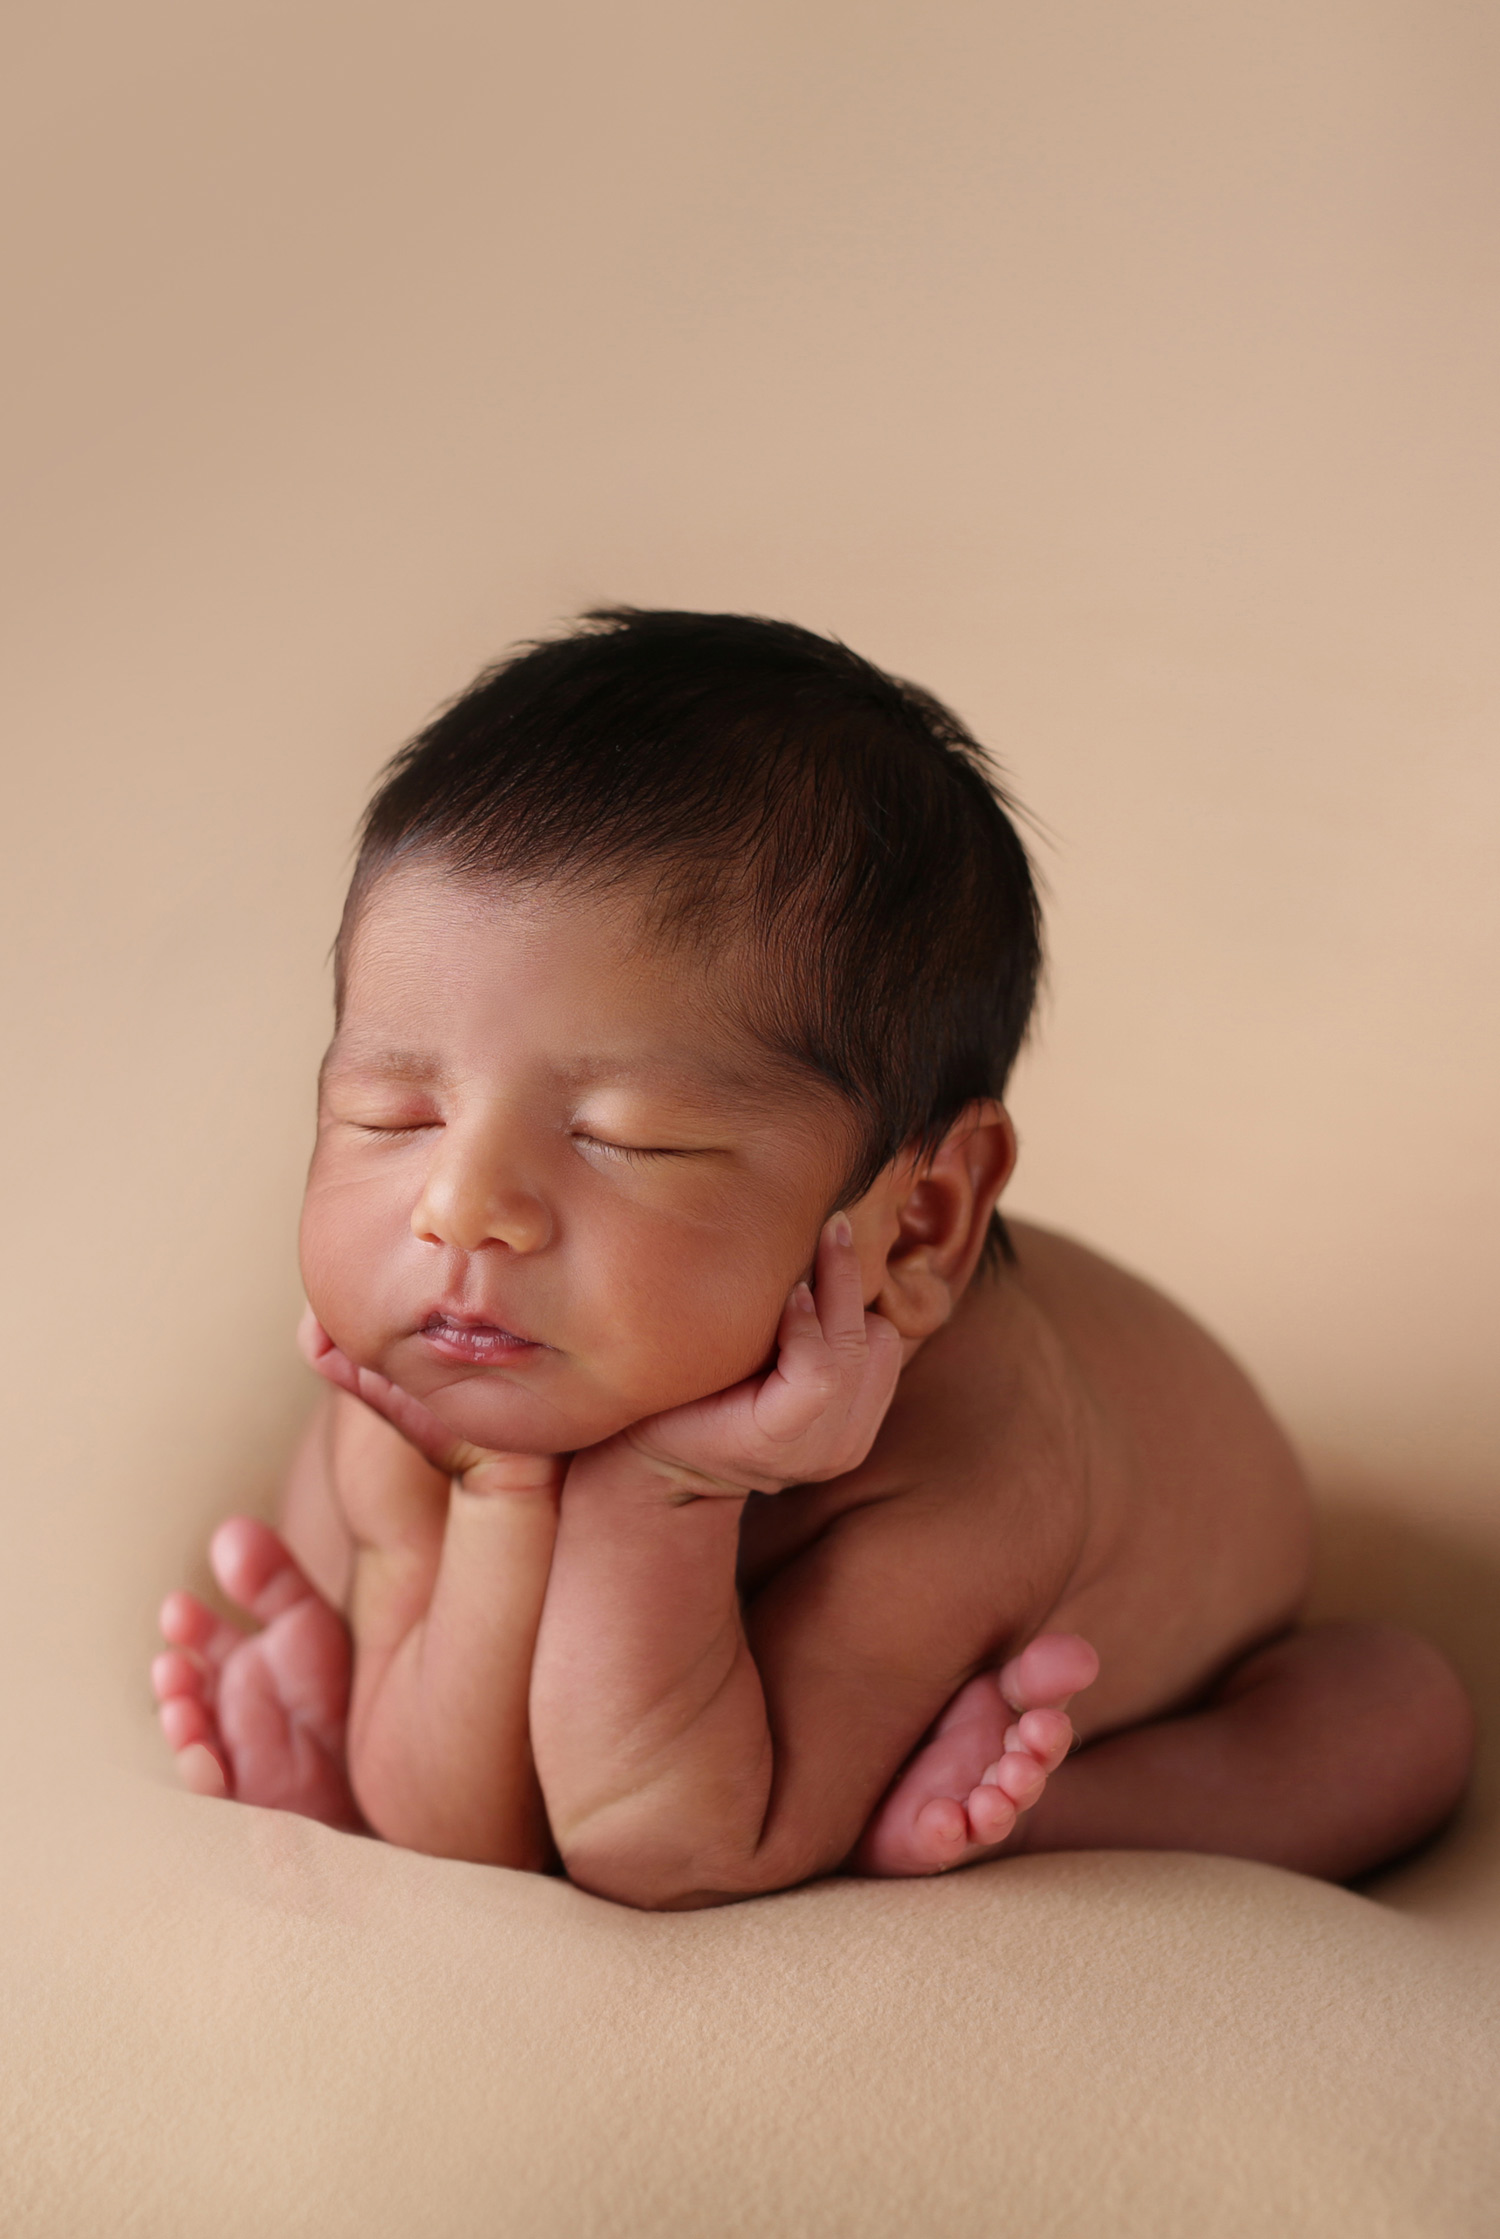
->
[
  {"left": 349, "top": 855, "right": 738, "bottom": 977},
  {"left": 334, "top": 876, "right": 833, "bottom": 1109}
]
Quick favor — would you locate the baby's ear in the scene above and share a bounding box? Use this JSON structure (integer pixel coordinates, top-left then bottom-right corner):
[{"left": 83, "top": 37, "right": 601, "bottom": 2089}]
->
[{"left": 869, "top": 1104, "right": 1016, "bottom": 1341}]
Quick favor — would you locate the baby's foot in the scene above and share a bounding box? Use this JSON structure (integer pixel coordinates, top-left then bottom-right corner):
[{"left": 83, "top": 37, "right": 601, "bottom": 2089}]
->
[
  {"left": 152, "top": 1518, "right": 361, "bottom": 1829},
  {"left": 851, "top": 1633, "right": 1099, "bottom": 1876}
]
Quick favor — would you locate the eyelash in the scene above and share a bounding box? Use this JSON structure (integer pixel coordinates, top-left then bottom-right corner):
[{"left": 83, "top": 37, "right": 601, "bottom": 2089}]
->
[
  {"left": 573, "top": 1133, "right": 681, "bottom": 1165},
  {"left": 348, "top": 1123, "right": 684, "bottom": 1163}
]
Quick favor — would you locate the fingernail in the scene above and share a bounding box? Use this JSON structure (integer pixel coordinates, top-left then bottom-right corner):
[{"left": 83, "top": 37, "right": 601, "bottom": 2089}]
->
[
  {"left": 793, "top": 1281, "right": 815, "bottom": 1312},
  {"left": 832, "top": 1215, "right": 853, "bottom": 1247}
]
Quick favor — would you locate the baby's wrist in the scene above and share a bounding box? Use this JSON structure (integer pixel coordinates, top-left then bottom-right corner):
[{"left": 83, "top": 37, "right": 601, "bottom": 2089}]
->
[
  {"left": 576, "top": 1433, "right": 757, "bottom": 1505},
  {"left": 453, "top": 1450, "right": 565, "bottom": 1501}
]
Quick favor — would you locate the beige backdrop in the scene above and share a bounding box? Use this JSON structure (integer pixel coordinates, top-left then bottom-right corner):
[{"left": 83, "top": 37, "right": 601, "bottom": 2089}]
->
[{"left": 3, "top": 4, "right": 1497, "bottom": 2233}]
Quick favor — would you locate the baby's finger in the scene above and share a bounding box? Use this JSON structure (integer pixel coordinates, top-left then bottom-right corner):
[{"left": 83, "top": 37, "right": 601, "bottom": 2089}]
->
[
  {"left": 771, "top": 1277, "right": 828, "bottom": 1366},
  {"left": 350, "top": 1364, "right": 474, "bottom": 1474},
  {"left": 299, "top": 1309, "right": 372, "bottom": 1405},
  {"left": 303, "top": 1311, "right": 563, "bottom": 1485},
  {"left": 811, "top": 1214, "right": 872, "bottom": 1353},
  {"left": 297, "top": 1305, "right": 334, "bottom": 1368},
  {"left": 313, "top": 1340, "right": 467, "bottom": 1473},
  {"left": 759, "top": 1276, "right": 903, "bottom": 1457},
  {"left": 771, "top": 1268, "right": 815, "bottom": 1337},
  {"left": 756, "top": 1281, "right": 842, "bottom": 1441}
]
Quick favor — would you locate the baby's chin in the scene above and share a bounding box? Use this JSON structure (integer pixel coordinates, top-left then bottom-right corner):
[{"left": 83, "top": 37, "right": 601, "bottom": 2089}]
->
[{"left": 402, "top": 1361, "right": 634, "bottom": 1459}]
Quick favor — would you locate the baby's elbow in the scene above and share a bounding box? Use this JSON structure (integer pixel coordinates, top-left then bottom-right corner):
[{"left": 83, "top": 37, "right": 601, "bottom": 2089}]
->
[
  {"left": 558, "top": 1833, "right": 751, "bottom": 1911},
  {"left": 566, "top": 1862, "right": 740, "bottom": 1912},
  {"left": 556, "top": 1815, "right": 814, "bottom": 1912}
]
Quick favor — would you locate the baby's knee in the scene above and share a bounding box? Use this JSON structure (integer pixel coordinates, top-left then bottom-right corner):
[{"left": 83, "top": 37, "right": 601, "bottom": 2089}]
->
[
  {"left": 1240, "top": 1619, "right": 1472, "bottom": 1770},
  {"left": 1313, "top": 1619, "right": 1475, "bottom": 1827},
  {"left": 1246, "top": 1619, "right": 1474, "bottom": 1862},
  {"left": 1367, "top": 1621, "right": 1473, "bottom": 1774}
]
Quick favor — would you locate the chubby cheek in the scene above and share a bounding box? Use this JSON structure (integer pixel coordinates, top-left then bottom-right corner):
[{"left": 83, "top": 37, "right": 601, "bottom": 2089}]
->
[
  {"left": 298, "top": 1172, "right": 413, "bottom": 1359},
  {"left": 578, "top": 1217, "right": 799, "bottom": 1419}
]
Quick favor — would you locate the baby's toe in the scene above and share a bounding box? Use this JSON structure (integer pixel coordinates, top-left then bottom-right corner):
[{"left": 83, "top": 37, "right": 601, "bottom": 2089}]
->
[
  {"left": 966, "top": 1782, "right": 1019, "bottom": 1847},
  {"left": 151, "top": 1648, "right": 205, "bottom": 1704},
  {"left": 159, "top": 1590, "right": 241, "bottom": 1667},
  {"left": 981, "top": 1750, "right": 1048, "bottom": 1810},
  {"left": 912, "top": 1795, "right": 972, "bottom": 1871},
  {"left": 1009, "top": 1706, "right": 1073, "bottom": 1773},
  {"left": 209, "top": 1518, "right": 313, "bottom": 1625},
  {"left": 158, "top": 1692, "right": 214, "bottom": 1752},
  {"left": 175, "top": 1740, "right": 230, "bottom": 1799},
  {"left": 998, "top": 1633, "right": 1099, "bottom": 1714}
]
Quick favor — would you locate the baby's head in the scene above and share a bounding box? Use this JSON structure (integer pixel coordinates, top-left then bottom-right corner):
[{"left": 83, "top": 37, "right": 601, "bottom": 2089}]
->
[{"left": 301, "top": 610, "right": 1041, "bottom": 1454}]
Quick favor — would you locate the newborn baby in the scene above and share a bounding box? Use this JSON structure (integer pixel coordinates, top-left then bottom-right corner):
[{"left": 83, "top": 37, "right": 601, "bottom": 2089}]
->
[{"left": 153, "top": 609, "right": 1473, "bottom": 1906}]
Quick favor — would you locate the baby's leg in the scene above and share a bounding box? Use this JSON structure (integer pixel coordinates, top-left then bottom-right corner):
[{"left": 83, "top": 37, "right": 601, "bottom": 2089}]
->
[
  {"left": 1005, "top": 1620, "right": 1473, "bottom": 1879},
  {"left": 153, "top": 1518, "right": 362, "bottom": 1829},
  {"left": 852, "top": 1634, "right": 1100, "bottom": 1875}
]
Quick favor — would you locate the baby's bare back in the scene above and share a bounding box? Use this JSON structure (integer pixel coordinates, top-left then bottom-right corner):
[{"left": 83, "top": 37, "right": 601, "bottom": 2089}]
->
[
  {"left": 1002, "top": 1223, "right": 1311, "bottom": 1734},
  {"left": 738, "top": 1219, "right": 1312, "bottom": 1754}
]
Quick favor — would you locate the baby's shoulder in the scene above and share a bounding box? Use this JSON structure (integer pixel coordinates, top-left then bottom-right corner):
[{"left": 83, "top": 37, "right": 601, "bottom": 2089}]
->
[
  {"left": 738, "top": 1242, "right": 1098, "bottom": 1595},
  {"left": 1001, "top": 1219, "right": 1303, "bottom": 1473},
  {"left": 883, "top": 1245, "right": 1098, "bottom": 1497},
  {"left": 854, "top": 1211, "right": 1297, "bottom": 1536}
]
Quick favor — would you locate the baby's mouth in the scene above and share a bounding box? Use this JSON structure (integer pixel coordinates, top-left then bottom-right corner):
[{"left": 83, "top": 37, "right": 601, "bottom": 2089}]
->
[{"left": 417, "top": 1312, "right": 544, "bottom": 1364}]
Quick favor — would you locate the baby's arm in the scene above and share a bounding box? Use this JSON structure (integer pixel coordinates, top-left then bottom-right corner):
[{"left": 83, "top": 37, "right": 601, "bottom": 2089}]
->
[
  {"left": 530, "top": 1221, "right": 1084, "bottom": 1907},
  {"left": 298, "top": 1323, "right": 561, "bottom": 1868}
]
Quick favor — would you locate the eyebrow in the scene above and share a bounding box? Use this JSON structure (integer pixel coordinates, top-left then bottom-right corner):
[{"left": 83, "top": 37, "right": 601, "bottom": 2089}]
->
[
  {"left": 320, "top": 1043, "right": 448, "bottom": 1088},
  {"left": 320, "top": 1037, "right": 795, "bottom": 1111},
  {"left": 551, "top": 1048, "right": 774, "bottom": 1099}
]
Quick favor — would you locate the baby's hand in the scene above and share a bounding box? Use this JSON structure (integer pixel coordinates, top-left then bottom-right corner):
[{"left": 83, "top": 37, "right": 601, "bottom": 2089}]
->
[
  {"left": 298, "top": 1310, "right": 561, "bottom": 1501},
  {"left": 622, "top": 1216, "right": 903, "bottom": 1497}
]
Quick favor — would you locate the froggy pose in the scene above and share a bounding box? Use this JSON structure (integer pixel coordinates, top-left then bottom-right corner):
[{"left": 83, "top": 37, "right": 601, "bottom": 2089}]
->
[{"left": 153, "top": 611, "right": 1474, "bottom": 1907}]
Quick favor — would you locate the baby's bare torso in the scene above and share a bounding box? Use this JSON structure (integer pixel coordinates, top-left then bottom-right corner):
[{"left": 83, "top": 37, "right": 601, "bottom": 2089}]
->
[{"left": 738, "top": 1219, "right": 1312, "bottom": 1746}]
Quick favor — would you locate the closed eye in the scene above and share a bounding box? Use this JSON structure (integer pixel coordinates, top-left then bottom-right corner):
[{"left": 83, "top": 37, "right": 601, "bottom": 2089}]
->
[{"left": 572, "top": 1133, "right": 694, "bottom": 1164}]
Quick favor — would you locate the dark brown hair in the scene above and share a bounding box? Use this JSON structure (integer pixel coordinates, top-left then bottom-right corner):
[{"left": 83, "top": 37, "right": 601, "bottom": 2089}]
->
[{"left": 339, "top": 608, "right": 1042, "bottom": 1226}]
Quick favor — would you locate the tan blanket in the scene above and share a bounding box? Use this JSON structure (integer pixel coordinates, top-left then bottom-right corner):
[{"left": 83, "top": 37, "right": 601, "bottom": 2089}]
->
[{"left": 3, "top": 2, "right": 1497, "bottom": 2229}]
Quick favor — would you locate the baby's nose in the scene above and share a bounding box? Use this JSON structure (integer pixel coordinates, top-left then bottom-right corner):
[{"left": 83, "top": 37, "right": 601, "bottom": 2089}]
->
[{"left": 411, "top": 1131, "right": 552, "bottom": 1255}]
